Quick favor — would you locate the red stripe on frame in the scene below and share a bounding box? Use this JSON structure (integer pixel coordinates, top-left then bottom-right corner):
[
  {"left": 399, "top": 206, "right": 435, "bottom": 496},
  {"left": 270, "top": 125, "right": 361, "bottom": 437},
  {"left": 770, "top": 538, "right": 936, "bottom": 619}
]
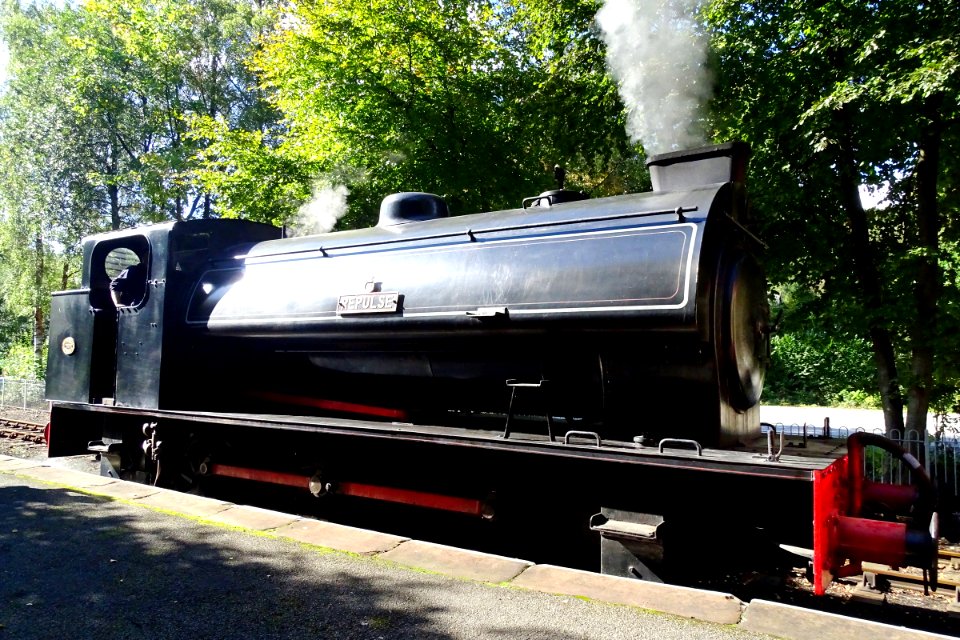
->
[
  {"left": 209, "top": 463, "right": 309, "bottom": 489},
  {"left": 337, "top": 482, "right": 486, "bottom": 517},
  {"left": 206, "top": 463, "right": 487, "bottom": 517},
  {"left": 254, "top": 391, "right": 408, "bottom": 420}
]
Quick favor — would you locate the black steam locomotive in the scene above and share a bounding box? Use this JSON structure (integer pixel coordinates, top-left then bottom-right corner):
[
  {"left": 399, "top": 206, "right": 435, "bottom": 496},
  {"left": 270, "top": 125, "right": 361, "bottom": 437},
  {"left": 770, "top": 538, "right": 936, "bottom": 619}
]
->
[{"left": 43, "top": 142, "right": 937, "bottom": 590}]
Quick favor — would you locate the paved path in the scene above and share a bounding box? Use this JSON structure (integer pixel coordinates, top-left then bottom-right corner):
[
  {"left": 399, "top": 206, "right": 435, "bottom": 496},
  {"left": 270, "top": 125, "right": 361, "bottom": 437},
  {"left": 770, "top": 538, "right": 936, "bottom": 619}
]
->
[
  {"left": 0, "top": 470, "right": 764, "bottom": 640},
  {"left": 0, "top": 457, "right": 949, "bottom": 640}
]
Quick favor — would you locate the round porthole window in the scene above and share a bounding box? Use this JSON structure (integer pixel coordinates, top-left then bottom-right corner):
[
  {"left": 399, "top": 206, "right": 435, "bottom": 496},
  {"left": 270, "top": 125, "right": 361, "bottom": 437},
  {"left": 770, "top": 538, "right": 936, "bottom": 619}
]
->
[{"left": 104, "top": 247, "right": 142, "bottom": 278}]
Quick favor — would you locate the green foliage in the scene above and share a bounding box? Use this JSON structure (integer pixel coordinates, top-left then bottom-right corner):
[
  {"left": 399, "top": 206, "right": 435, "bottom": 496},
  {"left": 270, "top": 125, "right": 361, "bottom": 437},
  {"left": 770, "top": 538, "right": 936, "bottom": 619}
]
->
[
  {"left": 509, "top": 0, "right": 650, "bottom": 196},
  {"left": 1, "top": 0, "right": 281, "bottom": 227},
  {"left": 188, "top": 115, "right": 315, "bottom": 223},
  {"left": 252, "top": 0, "right": 540, "bottom": 225},
  {"left": 707, "top": 0, "right": 960, "bottom": 428},
  {"left": 2, "top": 0, "right": 649, "bottom": 237},
  {"left": 0, "top": 340, "right": 45, "bottom": 379},
  {"left": 0, "top": 297, "right": 29, "bottom": 369},
  {"left": 765, "top": 333, "right": 880, "bottom": 407},
  {"left": 224, "top": 0, "right": 651, "bottom": 230},
  {"left": 0, "top": 0, "right": 282, "bottom": 365},
  {"left": 73, "top": 0, "right": 281, "bottom": 222},
  {"left": 763, "top": 285, "right": 880, "bottom": 407}
]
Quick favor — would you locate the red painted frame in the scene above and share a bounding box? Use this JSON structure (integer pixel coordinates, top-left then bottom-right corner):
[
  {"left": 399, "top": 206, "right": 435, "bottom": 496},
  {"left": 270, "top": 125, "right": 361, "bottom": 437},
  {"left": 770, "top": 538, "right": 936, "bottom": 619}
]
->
[
  {"left": 812, "top": 435, "right": 927, "bottom": 595},
  {"left": 812, "top": 454, "right": 849, "bottom": 595},
  {"left": 206, "top": 463, "right": 489, "bottom": 518}
]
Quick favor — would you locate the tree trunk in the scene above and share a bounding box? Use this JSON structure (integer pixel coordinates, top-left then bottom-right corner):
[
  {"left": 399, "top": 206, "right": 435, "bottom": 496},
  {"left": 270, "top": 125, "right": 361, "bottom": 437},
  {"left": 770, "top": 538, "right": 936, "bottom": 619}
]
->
[
  {"left": 109, "top": 182, "right": 121, "bottom": 230},
  {"left": 202, "top": 51, "right": 218, "bottom": 221},
  {"left": 32, "top": 233, "right": 45, "bottom": 366},
  {"left": 905, "top": 96, "right": 943, "bottom": 439},
  {"left": 835, "top": 126, "right": 905, "bottom": 437}
]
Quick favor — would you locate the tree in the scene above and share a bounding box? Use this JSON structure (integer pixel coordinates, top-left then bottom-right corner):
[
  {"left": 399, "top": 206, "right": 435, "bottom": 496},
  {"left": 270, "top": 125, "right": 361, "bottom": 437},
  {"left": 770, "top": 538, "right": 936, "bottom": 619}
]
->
[
  {"left": 72, "top": 0, "right": 280, "bottom": 223},
  {"left": 194, "top": 0, "right": 653, "bottom": 232},
  {"left": 249, "top": 0, "right": 541, "bottom": 226},
  {"left": 0, "top": 1, "right": 100, "bottom": 371},
  {"left": 188, "top": 117, "right": 315, "bottom": 224},
  {"left": 187, "top": 0, "right": 313, "bottom": 225},
  {"left": 0, "top": 0, "right": 283, "bottom": 372},
  {"left": 511, "top": 0, "right": 652, "bottom": 195},
  {"left": 763, "top": 285, "right": 879, "bottom": 407},
  {"left": 707, "top": 0, "right": 960, "bottom": 436}
]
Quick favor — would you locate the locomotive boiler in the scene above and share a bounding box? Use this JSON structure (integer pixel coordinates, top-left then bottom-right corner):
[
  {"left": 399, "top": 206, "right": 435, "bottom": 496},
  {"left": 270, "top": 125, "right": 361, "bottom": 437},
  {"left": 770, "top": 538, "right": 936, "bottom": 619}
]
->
[{"left": 42, "top": 142, "right": 939, "bottom": 591}]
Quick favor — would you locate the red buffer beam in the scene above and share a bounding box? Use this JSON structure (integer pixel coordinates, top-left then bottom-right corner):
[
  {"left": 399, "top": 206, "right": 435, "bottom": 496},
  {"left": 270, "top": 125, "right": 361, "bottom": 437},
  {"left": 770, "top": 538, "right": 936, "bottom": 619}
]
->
[{"left": 812, "top": 433, "right": 938, "bottom": 595}]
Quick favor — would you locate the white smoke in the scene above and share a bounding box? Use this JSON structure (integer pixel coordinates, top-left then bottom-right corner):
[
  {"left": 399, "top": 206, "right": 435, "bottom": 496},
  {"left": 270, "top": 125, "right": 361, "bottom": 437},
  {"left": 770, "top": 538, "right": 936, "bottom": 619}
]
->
[
  {"left": 596, "top": 0, "right": 711, "bottom": 155},
  {"left": 288, "top": 182, "right": 350, "bottom": 237}
]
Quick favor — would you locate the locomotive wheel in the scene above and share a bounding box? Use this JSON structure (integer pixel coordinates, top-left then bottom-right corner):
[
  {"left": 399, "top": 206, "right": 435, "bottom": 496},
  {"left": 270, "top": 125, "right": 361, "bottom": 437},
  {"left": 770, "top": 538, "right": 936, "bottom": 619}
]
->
[{"left": 720, "top": 254, "right": 769, "bottom": 409}]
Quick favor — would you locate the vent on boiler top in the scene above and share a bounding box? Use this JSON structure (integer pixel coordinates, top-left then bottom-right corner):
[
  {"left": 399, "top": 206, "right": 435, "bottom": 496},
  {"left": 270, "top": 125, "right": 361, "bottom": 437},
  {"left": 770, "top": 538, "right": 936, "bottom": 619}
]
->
[
  {"left": 645, "top": 141, "right": 750, "bottom": 193},
  {"left": 378, "top": 192, "right": 450, "bottom": 227}
]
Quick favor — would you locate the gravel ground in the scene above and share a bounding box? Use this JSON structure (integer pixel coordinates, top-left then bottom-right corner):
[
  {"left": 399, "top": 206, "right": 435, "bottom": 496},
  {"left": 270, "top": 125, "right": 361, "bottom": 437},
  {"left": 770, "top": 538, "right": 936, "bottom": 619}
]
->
[
  {"left": 0, "top": 407, "right": 100, "bottom": 473},
  {"left": 0, "top": 407, "right": 49, "bottom": 460}
]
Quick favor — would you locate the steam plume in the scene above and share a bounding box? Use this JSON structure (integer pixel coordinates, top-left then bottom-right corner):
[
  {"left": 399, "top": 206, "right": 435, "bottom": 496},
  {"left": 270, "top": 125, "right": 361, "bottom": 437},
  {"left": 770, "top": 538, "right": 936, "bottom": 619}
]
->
[
  {"left": 596, "top": 0, "right": 711, "bottom": 154},
  {"left": 288, "top": 182, "right": 349, "bottom": 237}
]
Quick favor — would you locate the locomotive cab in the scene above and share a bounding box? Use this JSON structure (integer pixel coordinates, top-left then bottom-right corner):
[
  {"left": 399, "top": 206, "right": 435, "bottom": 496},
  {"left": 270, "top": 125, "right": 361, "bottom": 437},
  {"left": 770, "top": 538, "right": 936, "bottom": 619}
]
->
[
  {"left": 45, "top": 220, "right": 281, "bottom": 415},
  {"left": 47, "top": 228, "right": 159, "bottom": 409}
]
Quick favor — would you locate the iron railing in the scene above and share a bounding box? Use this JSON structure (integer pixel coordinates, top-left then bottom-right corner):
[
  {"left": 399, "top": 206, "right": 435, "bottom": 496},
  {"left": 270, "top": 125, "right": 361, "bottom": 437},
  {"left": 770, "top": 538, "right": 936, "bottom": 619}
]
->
[{"left": 763, "top": 421, "right": 960, "bottom": 511}]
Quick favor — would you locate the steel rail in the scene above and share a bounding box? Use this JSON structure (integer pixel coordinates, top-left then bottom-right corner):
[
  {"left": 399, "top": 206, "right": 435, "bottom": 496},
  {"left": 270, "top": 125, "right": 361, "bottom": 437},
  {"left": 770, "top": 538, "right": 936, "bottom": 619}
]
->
[{"left": 0, "top": 418, "right": 46, "bottom": 444}]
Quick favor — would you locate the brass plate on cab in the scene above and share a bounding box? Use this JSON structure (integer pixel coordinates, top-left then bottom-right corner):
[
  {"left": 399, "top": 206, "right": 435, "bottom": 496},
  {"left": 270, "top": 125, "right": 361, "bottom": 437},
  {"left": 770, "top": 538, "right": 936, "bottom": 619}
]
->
[
  {"left": 337, "top": 292, "right": 400, "bottom": 315},
  {"left": 61, "top": 336, "right": 76, "bottom": 356}
]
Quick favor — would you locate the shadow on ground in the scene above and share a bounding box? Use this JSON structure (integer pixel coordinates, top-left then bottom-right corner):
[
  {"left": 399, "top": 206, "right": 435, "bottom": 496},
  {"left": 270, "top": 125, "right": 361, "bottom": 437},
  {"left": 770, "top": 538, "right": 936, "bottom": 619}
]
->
[{"left": 0, "top": 481, "right": 700, "bottom": 640}]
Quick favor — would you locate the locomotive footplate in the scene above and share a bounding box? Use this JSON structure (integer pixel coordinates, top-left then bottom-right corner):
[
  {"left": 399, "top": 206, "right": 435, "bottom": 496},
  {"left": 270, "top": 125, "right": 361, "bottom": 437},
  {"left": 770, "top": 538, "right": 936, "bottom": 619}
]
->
[{"left": 48, "top": 401, "right": 834, "bottom": 481}]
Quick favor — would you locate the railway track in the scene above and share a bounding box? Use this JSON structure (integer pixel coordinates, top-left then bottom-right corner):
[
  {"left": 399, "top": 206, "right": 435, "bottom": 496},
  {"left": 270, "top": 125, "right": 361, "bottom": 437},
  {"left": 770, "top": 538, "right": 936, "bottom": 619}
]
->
[
  {"left": 0, "top": 418, "right": 46, "bottom": 444},
  {"left": 860, "top": 549, "right": 960, "bottom": 597}
]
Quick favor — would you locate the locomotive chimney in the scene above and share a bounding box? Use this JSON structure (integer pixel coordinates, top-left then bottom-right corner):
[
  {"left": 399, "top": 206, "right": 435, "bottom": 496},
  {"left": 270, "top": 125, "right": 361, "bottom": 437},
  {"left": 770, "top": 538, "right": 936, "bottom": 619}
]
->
[{"left": 646, "top": 141, "right": 750, "bottom": 192}]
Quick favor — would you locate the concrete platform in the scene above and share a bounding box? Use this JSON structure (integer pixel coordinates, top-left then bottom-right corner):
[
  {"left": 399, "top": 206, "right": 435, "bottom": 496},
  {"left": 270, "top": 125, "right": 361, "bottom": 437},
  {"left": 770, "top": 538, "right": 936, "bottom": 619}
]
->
[
  {"left": 379, "top": 539, "right": 532, "bottom": 583},
  {"left": 512, "top": 564, "right": 743, "bottom": 625},
  {"left": 272, "top": 518, "right": 409, "bottom": 554},
  {"left": 741, "top": 600, "right": 950, "bottom": 640},
  {"left": 203, "top": 504, "right": 302, "bottom": 531},
  {"left": 0, "top": 455, "right": 952, "bottom": 640}
]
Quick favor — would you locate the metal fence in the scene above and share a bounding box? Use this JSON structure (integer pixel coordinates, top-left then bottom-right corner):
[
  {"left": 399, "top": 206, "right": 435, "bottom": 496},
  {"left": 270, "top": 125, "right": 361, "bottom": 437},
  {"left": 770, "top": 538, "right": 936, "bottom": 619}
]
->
[
  {"left": 764, "top": 421, "right": 960, "bottom": 511},
  {"left": 0, "top": 377, "right": 47, "bottom": 411}
]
